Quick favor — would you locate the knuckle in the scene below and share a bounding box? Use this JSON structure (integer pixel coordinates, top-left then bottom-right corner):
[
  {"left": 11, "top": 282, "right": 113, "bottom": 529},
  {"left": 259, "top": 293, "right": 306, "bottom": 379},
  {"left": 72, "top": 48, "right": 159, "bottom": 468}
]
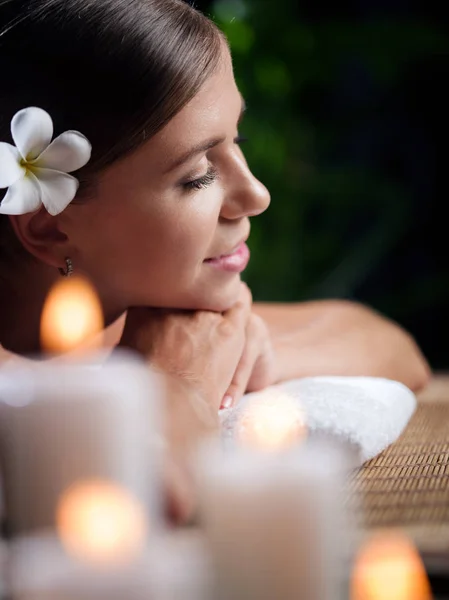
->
[
  {"left": 248, "top": 314, "right": 268, "bottom": 339},
  {"left": 226, "top": 382, "right": 239, "bottom": 396},
  {"left": 231, "top": 358, "right": 252, "bottom": 388},
  {"left": 250, "top": 314, "right": 265, "bottom": 329},
  {"left": 218, "top": 319, "right": 236, "bottom": 338},
  {"left": 192, "top": 310, "right": 212, "bottom": 323}
]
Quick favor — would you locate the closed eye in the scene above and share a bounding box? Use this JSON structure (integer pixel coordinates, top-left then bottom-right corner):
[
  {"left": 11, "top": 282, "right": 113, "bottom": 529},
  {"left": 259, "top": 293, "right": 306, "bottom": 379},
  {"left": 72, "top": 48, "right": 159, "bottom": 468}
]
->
[{"left": 182, "top": 164, "right": 219, "bottom": 192}]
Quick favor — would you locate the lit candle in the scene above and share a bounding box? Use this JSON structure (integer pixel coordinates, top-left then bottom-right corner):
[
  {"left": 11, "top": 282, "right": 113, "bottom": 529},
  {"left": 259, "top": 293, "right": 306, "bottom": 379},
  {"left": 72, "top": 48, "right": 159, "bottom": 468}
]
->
[
  {"left": 0, "top": 274, "right": 214, "bottom": 599},
  {"left": 0, "top": 357, "right": 162, "bottom": 538},
  {"left": 197, "top": 437, "right": 350, "bottom": 600},
  {"left": 0, "top": 272, "right": 163, "bottom": 536},
  {"left": 40, "top": 275, "right": 104, "bottom": 356},
  {"left": 351, "top": 530, "right": 433, "bottom": 600},
  {"left": 237, "top": 388, "right": 307, "bottom": 452},
  {"left": 56, "top": 479, "right": 149, "bottom": 565}
]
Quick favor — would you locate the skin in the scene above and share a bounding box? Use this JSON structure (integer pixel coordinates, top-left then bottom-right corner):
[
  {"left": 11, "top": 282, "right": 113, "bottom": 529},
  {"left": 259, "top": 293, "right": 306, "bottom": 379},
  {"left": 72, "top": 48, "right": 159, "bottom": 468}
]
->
[
  {"left": 4, "top": 43, "right": 430, "bottom": 399},
  {"left": 0, "top": 43, "right": 431, "bottom": 522},
  {"left": 12, "top": 45, "right": 269, "bottom": 320}
]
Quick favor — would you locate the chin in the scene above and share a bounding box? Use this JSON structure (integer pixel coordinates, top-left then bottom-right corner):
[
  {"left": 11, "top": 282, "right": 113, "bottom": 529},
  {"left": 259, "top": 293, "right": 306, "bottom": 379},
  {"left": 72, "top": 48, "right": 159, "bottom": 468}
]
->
[{"left": 187, "top": 276, "right": 243, "bottom": 313}]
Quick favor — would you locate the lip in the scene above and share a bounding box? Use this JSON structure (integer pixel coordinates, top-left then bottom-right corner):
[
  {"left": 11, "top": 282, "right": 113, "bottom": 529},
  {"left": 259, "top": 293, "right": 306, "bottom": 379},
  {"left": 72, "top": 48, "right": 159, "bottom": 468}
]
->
[
  {"left": 204, "top": 242, "right": 251, "bottom": 273},
  {"left": 206, "top": 232, "right": 250, "bottom": 261}
]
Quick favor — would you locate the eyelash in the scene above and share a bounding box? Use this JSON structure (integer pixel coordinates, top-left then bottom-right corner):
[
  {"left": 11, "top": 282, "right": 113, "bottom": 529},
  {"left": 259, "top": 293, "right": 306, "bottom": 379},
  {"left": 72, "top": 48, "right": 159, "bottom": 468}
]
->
[
  {"left": 235, "top": 134, "right": 248, "bottom": 145},
  {"left": 182, "top": 134, "right": 249, "bottom": 192},
  {"left": 183, "top": 165, "right": 219, "bottom": 192}
]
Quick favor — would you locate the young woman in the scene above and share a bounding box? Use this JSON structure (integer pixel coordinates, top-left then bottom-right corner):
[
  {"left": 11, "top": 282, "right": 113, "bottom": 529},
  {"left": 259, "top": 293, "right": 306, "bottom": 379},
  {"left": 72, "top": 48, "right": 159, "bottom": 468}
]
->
[{"left": 0, "top": 0, "right": 429, "bottom": 520}]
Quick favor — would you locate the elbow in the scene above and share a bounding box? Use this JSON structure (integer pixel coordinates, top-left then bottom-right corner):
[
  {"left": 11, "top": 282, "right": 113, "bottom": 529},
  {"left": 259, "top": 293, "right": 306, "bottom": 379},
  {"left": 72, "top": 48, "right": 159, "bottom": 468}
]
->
[{"left": 406, "top": 350, "right": 432, "bottom": 393}]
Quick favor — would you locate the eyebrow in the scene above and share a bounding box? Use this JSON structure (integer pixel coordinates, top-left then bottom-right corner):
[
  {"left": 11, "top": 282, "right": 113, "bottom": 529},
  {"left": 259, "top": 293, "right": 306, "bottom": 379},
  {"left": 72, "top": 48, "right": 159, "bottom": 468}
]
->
[{"left": 165, "top": 96, "right": 247, "bottom": 173}]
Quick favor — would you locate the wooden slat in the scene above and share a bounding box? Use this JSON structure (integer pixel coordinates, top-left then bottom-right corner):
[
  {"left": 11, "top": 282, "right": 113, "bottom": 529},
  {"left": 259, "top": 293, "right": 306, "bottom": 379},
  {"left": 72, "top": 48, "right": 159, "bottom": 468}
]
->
[{"left": 349, "top": 375, "right": 449, "bottom": 552}]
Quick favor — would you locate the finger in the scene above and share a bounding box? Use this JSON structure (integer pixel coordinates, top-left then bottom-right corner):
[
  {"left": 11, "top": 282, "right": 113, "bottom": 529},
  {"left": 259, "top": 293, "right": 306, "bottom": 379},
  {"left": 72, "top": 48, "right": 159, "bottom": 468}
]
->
[
  {"left": 246, "top": 342, "right": 276, "bottom": 392},
  {"left": 246, "top": 315, "right": 276, "bottom": 392},
  {"left": 164, "top": 455, "right": 196, "bottom": 525},
  {"left": 221, "top": 332, "right": 259, "bottom": 409}
]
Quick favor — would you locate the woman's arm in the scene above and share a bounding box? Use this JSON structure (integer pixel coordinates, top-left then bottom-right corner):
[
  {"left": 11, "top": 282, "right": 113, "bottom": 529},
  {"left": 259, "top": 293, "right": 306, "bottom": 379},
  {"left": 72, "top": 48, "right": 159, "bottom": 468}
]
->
[
  {"left": 253, "top": 300, "right": 431, "bottom": 392},
  {"left": 104, "top": 299, "right": 431, "bottom": 393}
]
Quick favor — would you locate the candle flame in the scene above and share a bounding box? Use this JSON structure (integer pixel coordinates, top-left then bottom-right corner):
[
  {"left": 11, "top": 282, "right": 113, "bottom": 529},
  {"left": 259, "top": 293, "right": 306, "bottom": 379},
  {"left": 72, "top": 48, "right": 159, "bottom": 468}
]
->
[
  {"left": 351, "top": 530, "right": 432, "bottom": 600},
  {"left": 239, "top": 390, "right": 306, "bottom": 452},
  {"left": 57, "top": 480, "right": 148, "bottom": 565},
  {"left": 40, "top": 276, "right": 104, "bottom": 354}
]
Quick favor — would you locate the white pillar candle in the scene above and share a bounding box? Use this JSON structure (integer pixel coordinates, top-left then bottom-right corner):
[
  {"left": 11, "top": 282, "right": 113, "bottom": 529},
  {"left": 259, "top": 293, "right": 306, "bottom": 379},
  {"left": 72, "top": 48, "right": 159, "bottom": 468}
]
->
[
  {"left": 146, "top": 531, "right": 212, "bottom": 600},
  {"left": 8, "top": 531, "right": 212, "bottom": 600},
  {"left": 197, "top": 440, "right": 350, "bottom": 600},
  {"left": 0, "top": 354, "right": 162, "bottom": 542},
  {"left": 9, "top": 533, "right": 150, "bottom": 600}
]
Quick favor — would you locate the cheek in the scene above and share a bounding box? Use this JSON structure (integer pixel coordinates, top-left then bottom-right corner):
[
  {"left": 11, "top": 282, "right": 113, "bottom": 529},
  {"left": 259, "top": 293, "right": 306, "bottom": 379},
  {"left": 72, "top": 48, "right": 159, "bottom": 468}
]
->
[
  {"left": 97, "top": 189, "right": 221, "bottom": 275},
  {"left": 70, "top": 186, "right": 223, "bottom": 309},
  {"left": 147, "top": 195, "right": 221, "bottom": 275}
]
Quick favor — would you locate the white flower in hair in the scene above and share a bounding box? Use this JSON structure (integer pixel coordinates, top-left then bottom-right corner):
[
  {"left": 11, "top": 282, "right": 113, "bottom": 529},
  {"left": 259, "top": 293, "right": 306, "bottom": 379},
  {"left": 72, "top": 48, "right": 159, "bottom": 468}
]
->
[{"left": 0, "top": 107, "right": 92, "bottom": 216}]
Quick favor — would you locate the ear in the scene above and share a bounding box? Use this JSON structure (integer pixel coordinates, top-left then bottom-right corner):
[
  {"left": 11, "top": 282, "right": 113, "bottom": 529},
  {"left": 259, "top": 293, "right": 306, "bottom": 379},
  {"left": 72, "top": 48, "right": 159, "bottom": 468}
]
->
[{"left": 8, "top": 209, "right": 71, "bottom": 271}]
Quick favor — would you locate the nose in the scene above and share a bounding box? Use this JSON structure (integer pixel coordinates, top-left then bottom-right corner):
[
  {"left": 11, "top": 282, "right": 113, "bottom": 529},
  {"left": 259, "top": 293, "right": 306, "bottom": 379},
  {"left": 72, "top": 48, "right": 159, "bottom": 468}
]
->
[{"left": 220, "top": 151, "right": 271, "bottom": 221}]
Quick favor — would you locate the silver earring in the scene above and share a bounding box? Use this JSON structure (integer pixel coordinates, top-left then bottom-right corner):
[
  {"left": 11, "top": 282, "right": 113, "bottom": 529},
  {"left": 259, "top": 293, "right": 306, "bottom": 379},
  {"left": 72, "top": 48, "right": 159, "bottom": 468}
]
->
[{"left": 59, "top": 257, "right": 74, "bottom": 277}]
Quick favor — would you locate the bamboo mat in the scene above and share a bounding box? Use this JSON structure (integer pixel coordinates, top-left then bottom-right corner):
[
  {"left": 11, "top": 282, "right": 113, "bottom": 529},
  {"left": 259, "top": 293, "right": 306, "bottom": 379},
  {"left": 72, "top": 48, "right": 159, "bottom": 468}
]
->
[{"left": 348, "top": 375, "right": 449, "bottom": 553}]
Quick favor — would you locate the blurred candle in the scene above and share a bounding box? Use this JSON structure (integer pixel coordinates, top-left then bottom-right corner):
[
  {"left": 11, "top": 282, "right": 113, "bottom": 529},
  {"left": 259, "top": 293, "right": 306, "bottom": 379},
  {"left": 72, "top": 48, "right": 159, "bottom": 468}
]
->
[
  {"left": 238, "top": 389, "right": 307, "bottom": 452},
  {"left": 351, "top": 530, "right": 433, "bottom": 600},
  {"left": 40, "top": 275, "right": 104, "bottom": 355},
  {"left": 197, "top": 439, "right": 350, "bottom": 600},
  {"left": 0, "top": 357, "right": 162, "bottom": 537},
  {"left": 56, "top": 479, "right": 149, "bottom": 566},
  {"left": 8, "top": 531, "right": 211, "bottom": 600}
]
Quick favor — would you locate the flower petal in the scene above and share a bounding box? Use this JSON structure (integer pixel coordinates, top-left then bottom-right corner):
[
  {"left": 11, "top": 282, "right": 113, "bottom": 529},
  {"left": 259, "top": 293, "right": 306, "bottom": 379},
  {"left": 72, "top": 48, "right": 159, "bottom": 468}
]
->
[
  {"left": 32, "top": 167, "right": 79, "bottom": 216},
  {"left": 33, "top": 131, "right": 92, "bottom": 173},
  {"left": 0, "top": 173, "right": 42, "bottom": 215},
  {"left": 11, "top": 107, "right": 54, "bottom": 161},
  {"left": 0, "top": 143, "right": 25, "bottom": 188}
]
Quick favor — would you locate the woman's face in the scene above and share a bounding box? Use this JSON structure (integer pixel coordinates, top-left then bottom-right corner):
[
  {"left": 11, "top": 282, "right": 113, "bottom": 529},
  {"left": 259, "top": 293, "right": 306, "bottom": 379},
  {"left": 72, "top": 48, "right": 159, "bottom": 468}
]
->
[{"left": 61, "top": 47, "right": 270, "bottom": 314}]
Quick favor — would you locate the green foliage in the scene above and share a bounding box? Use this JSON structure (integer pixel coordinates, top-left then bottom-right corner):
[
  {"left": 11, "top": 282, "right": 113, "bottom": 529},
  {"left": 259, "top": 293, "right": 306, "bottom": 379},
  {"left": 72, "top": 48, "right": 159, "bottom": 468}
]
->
[{"left": 211, "top": 0, "right": 447, "bottom": 315}]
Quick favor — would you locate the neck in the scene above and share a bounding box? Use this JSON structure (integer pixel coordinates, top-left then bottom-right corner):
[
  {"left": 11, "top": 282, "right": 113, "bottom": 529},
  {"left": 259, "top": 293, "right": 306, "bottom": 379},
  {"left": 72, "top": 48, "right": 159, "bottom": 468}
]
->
[
  {"left": 0, "top": 260, "right": 59, "bottom": 356},
  {"left": 0, "top": 261, "right": 128, "bottom": 357}
]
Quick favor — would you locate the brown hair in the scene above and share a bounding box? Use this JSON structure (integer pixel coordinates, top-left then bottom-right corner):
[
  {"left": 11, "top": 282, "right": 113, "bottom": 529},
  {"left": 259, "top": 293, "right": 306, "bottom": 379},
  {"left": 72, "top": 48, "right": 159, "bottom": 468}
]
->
[{"left": 0, "top": 0, "right": 224, "bottom": 264}]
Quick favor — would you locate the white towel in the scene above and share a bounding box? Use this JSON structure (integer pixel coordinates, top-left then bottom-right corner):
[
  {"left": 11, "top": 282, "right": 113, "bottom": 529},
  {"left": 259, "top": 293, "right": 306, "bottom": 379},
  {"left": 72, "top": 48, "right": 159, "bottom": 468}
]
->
[{"left": 220, "top": 377, "right": 417, "bottom": 466}]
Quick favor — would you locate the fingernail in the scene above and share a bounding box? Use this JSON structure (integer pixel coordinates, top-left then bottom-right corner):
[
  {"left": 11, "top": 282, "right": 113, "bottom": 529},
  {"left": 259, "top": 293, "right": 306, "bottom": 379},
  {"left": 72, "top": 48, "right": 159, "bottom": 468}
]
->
[{"left": 220, "top": 395, "right": 233, "bottom": 410}]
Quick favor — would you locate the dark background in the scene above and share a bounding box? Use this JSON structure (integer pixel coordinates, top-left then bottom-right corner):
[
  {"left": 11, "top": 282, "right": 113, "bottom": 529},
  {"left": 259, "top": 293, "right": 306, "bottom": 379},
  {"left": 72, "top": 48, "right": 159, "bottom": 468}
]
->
[{"left": 191, "top": 0, "right": 449, "bottom": 369}]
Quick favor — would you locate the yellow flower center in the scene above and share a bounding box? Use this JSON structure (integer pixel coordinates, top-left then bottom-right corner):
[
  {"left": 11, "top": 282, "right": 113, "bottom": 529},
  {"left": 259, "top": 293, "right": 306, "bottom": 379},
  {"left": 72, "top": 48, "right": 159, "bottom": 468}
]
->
[{"left": 20, "top": 158, "right": 38, "bottom": 175}]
